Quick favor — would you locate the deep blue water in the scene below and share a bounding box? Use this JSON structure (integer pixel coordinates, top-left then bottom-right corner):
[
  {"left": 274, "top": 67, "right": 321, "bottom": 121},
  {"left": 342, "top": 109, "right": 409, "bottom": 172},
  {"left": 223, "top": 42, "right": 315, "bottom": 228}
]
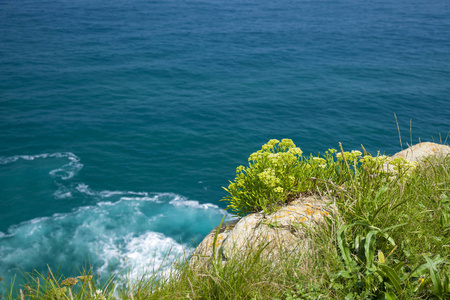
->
[{"left": 0, "top": 0, "right": 449, "bottom": 289}]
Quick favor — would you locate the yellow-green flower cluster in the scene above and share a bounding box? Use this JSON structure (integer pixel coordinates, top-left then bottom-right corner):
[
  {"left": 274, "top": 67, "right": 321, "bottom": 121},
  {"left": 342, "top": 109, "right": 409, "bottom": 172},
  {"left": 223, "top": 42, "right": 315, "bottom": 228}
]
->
[
  {"left": 389, "top": 157, "right": 418, "bottom": 173},
  {"left": 249, "top": 139, "right": 303, "bottom": 163},
  {"left": 359, "top": 155, "right": 390, "bottom": 166},
  {"left": 288, "top": 175, "right": 295, "bottom": 185},
  {"left": 327, "top": 148, "right": 337, "bottom": 154},
  {"left": 336, "top": 150, "right": 362, "bottom": 161},
  {"left": 288, "top": 146, "right": 303, "bottom": 156},
  {"left": 236, "top": 165, "right": 245, "bottom": 173},
  {"left": 359, "top": 155, "right": 390, "bottom": 172},
  {"left": 274, "top": 186, "right": 284, "bottom": 194},
  {"left": 223, "top": 139, "right": 303, "bottom": 216},
  {"left": 313, "top": 157, "right": 327, "bottom": 168},
  {"left": 278, "top": 138, "right": 298, "bottom": 151},
  {"left": 260, "top": 138, "right": 281, "bottom": 152},
  {"left": 266, "top": 152, "right": 299, "bottom": 168},
  {"left": 359, "top": 155, "right": 417, "bottom": 172},
  {"left": 257, "top": 168, "right": 281, "bottom": 187}
]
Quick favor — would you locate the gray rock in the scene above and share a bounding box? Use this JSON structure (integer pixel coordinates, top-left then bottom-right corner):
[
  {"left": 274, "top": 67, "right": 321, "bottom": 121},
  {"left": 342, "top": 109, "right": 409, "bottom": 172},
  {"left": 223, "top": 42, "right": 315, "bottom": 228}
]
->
[{"left": 189, "top": 195, "right": 335, "bottom": 270}]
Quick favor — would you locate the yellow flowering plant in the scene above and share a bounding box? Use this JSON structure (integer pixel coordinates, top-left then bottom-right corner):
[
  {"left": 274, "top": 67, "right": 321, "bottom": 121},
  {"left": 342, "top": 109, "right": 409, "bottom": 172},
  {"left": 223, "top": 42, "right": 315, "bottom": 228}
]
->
[
  {"left": 222, "top": 139, "right": 419, "bottom": 217},
  {"left": 222, "top": 139, "right": 304, "bottom": 216},
  {"left": 221, "top": 140, "right": 359, "bottom": 217}
]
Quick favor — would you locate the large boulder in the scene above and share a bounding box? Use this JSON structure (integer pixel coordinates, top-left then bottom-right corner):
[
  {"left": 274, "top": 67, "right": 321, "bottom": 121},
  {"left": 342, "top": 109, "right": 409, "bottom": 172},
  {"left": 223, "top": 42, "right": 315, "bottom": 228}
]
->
[
  {"left": 391, "top": 142, "right": 450, "bottom": 162},
  {"left": 189, "top": 195, "right": 335, "bottom": 269}
]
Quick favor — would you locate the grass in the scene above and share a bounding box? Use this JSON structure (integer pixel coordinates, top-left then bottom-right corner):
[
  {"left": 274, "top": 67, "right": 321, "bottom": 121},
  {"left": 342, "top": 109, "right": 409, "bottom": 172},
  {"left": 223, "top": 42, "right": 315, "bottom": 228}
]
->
[{"left": 1, "top": 145, "right": 449, "bottom": 299}]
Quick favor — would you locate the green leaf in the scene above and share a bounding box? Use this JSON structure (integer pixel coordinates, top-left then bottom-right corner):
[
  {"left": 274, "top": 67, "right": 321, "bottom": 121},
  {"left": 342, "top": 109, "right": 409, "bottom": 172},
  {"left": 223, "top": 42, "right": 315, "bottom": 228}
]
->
[
  {"left": 364, "top": 231, "right": 377, "bottom": 267},
  {"left": 443, "top": 272, "right": 449, "bottom": 294},
  {"left": 337, "top": 224, "right": 353, "bottom": 267},
  {"left": 352, "top": 220, "right": 376, "bottom": 229},
  {"left": 424, "top": 255, "right": 443, "bottom": 296},
  {"left": 379, "top": 223, "right": 407, "bottom": 246},
  {"left": 411, "top": 261, "right": 433, "bottom": 278},
  {"left": 336, "top": 270, "right": 353, "bottom": 279},
  {"left": 378, "top": 264, "right": 403, "bottom": 294},
  {"left": 392, "top": 261, "right": 406, "bottom": 273},
  {"left": 344, "top": 293, "right": 355, "bottom": 300},
  {"left": 383, "top": 292, "right": 398, "bottom": 300}
]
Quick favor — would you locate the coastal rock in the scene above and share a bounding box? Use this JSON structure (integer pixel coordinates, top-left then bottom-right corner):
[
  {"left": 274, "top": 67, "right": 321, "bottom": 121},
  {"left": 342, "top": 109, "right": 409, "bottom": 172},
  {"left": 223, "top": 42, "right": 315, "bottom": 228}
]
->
[
  {"left": 189, "top": 195, "right": 335, "bottom": 269},
  {"left": 384, "top": 142, "right": 450, "bottom": 173},
  {"left": 391, "top": 142, "right": 450, "bottom": 162}
]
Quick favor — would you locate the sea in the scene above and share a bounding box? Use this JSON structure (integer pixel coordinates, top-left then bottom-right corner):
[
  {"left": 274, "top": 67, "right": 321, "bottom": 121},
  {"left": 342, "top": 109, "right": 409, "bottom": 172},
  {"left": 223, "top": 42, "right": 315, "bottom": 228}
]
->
[{"left": 0, "top": 0, "right": 449, "bottom": 291}]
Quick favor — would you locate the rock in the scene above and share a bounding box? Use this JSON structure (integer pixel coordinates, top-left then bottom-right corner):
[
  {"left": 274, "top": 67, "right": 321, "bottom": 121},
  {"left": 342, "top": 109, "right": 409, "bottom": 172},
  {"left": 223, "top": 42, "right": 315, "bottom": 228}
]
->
[
  {"left": 383, "top": 142, "right": 450, "bottom": 173},
  {"left": 189, "top": 195, "right": 335, "bottom": 270},
  {"left": 391, "top": 142, "right": 450, "bottom": 162}
]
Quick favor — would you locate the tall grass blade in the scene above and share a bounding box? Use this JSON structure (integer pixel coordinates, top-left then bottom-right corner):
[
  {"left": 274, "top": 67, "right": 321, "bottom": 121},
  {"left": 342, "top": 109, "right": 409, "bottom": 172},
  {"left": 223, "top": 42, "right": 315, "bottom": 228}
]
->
[
  {"left": 212, "top": 215, "right": 226, "bottom": 257},
  {"left": 394, "top": 113, "right": 403, "bottom": 150}
]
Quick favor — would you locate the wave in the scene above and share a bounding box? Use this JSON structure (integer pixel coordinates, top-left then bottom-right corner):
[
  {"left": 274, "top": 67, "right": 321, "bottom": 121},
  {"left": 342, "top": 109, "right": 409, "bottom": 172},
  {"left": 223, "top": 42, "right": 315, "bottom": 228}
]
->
[
  {"left": 0, "top": 192, "right": 228, "bottom": 283},
  {"left": 0, "top": 152, "right": 230, "bottom": 287},
  {"left": 0, "top": 152, "right": 83, "bottom": 180}
]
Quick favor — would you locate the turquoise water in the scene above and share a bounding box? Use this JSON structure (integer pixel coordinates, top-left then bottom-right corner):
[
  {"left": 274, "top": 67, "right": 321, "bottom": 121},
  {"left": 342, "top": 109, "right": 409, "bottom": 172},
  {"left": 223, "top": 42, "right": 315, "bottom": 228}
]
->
[{"left": 1, "top": 0, "right": 449, "bottom": 288}]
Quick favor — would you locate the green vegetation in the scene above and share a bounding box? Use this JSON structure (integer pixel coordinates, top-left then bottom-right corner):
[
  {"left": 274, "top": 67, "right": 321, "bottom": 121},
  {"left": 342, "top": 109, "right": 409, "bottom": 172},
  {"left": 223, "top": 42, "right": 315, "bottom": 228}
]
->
[
  {"left": 222, "top": 139, "right": 416, "bottom": 217},
  {"left": 2, "top": 139, "right": 449, "bottom": 299}
]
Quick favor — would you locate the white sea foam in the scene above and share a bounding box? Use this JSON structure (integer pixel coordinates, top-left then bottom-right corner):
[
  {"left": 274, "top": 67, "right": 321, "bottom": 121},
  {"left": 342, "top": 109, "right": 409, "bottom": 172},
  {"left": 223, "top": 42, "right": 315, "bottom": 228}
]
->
[
  {"left": 28, "top": 216, "right": 50, "bottom": 224},
  {"left": 48, "top": 153, "right": 83, "bottom": 180},
  {"left": 169, "top": 197, "right": 220, "bottom": 210},
  {"left": 54, "top": 190, "right": 72, "bottom": 199},
  {"left": 0, "top": 181, "right": 227, "bottom": 287},
  {"left": 81, "top": 188, "right": 155, "bottom": 201},
  {"left": 26, "top": 224, "right": 42, "bottom": 237},
  {"left": 127, "top": 191, "right": 149, "bottom": 196},
  {"left": 120, "top": 196, "right": 163, "bottom": 202},
  {"left": 97, "top": 231, "right": 189, "bottom": 281},
  {"left": 97, "top": 201, "right": 115, "bottom": 207},
  {"left": 0, "top": 153, "right": 50, "bottom": 164},
  {"left": 0, "top": 152, "right": 83, "bottom": 180},
  {"left": 98, "top": 190, "right": 127, "bottom": 198},
  {"left": 75, "top": 183, "right": 96, "bottom": 195}
]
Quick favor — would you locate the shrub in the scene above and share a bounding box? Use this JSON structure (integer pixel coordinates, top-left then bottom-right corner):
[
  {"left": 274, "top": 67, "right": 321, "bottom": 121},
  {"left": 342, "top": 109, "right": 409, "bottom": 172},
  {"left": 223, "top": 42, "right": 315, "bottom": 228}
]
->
[{"left": 221, "top": 139, "right": 304, "bottom": 217}]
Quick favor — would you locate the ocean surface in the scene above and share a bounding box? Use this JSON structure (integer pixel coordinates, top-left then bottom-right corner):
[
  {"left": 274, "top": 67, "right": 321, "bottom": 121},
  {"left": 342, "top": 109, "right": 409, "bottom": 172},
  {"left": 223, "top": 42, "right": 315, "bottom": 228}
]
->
[{"left": 0, "top": 0, "right": 449, "bottom": 290}]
